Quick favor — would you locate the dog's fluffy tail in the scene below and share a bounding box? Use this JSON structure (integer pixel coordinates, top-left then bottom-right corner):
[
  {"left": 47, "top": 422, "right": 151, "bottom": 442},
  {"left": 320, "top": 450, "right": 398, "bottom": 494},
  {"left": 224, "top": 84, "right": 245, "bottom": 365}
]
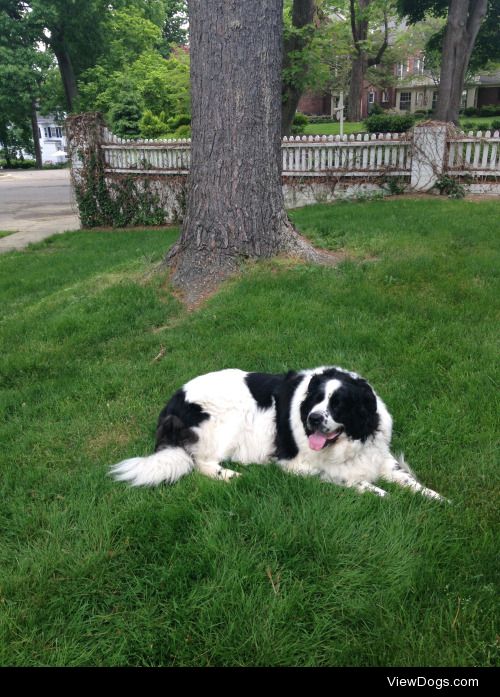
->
[{"left": 110, "top": 447, "right": 194, "bottom": 486}]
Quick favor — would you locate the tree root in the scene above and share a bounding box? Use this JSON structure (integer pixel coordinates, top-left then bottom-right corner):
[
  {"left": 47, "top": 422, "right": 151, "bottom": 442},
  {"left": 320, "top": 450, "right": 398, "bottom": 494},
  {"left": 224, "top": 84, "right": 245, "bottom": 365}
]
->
[{"left": 161, "top": 225, "right": 343, "bottom": 309}]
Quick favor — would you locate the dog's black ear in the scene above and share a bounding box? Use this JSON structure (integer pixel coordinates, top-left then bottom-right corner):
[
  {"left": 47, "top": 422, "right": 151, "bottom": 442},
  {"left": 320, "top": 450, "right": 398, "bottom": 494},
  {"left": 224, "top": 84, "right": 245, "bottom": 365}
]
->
[
  {"left": 331, "top": 381, "right": 379, "bottom": 441},
  {"left": 284, "top": 370, "right": 298, "bottom": 381}
]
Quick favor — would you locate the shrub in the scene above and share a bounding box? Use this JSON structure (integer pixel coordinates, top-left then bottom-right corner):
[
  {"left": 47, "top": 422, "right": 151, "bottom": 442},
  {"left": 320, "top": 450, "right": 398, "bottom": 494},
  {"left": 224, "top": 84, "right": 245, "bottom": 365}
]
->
[
  {"left": 139, "top": 109, "right": 170, "bottom": 139},
  {"left": 461, "top": 121, "right": 477, "bottom": 132},
  {"left": 478, "top": 104, "right": 500, "bottom": 117},
  {"left": 364, "top": 112, "right": 415, "bottom": 133},
  {"left": 167, "top": 114, "right": 191, "bottom": 130},
  {"left": 173, "top": 124, "right": 191, "bottom": 138},
  {"left": 368, "top": 103, "right": 384, "bottom": 115},
  {"left": 491, "top": 118, "right": 500, "bottom": 131},
  {"left": 435, "top": 174, "right": 468, "bottom": 199},
  {"left": 0, "top": 159, "right": 36, "bottom": 169},
  {"left": 307, "top": 115, "right": 335, "bottom": 123},
  {"left": 291, "top": 112, "right": 309, "bottom": 135},
  {"left": 463, "top": 106, "right": 479, "bottom": 117}
]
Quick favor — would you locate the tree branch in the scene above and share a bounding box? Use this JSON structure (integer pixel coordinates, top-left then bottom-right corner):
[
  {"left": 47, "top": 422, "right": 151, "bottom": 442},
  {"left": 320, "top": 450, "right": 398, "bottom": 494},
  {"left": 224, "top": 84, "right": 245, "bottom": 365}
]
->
[{"left": 368, "top": 9, "right": 389, "bottom": 66}]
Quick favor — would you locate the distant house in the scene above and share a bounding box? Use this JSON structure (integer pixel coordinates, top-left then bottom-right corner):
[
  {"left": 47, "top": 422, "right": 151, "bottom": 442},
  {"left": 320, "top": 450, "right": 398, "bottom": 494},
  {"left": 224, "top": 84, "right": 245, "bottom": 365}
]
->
[
  {"left": 37, "top": 114, "right": 67, "bottom": 163},
  {"left": 298, "top": 61, "right": 500, "bottom": 120},
  {"left": 393, "top": 63, "right": 500, "bottom": 114}
]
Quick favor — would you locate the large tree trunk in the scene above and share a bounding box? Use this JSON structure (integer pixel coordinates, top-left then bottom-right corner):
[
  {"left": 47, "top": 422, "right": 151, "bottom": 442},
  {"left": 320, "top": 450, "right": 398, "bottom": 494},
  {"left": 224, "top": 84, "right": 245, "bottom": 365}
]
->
[
  {"left": 30, "top": 99, "right": 43, "bottom": 169},
  {"left": 348, "top": 53, "right": 366, "bottom": 122},
  {"left": 52, "top": 34, "right": 78, "bottom": 112},
  {"left": 281, "top": 0, "right": 317, "bottom": 137},
  {"left": 166, "top": 0, "right": 328, "bottom": 306},
  {"left": 347, "top": 0, "right": 388, "bottom": 122},
  {"left": 435, "top": 0, "right": 488, "bottom": 124}
]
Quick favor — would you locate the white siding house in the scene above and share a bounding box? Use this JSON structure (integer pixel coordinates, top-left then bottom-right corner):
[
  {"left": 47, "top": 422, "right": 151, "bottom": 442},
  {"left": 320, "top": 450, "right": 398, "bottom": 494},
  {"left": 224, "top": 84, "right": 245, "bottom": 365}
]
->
[{"left": 37, "top": 114, "right": 67, "bottom": 163}]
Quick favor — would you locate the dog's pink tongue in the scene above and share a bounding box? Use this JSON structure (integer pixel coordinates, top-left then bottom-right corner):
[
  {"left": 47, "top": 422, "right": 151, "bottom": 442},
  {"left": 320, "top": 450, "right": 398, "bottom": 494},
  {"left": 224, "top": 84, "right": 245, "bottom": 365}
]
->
[{"left": 308, "top": 432, "right": 327, "bottom": 451}]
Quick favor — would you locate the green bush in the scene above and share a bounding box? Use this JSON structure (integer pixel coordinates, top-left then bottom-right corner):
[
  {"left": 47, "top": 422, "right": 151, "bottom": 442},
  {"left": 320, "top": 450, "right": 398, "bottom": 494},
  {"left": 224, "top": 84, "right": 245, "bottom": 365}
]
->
[
  {"left": 478, "top": 104, "right": 500, "bottom": 117},
  {"left": 307, "top": 115, "right": 334, "bottom": 123},
  {"left": 463, "top": 106, "right": 479, "bottom": 117},
  {"left": 0, "top": 159, "right": 37, "bottom": 169},
  {"left": 461, "top": 121, "right": 477, "bottom": 132},
  {"left": 364, "top": 112, "right": 416, "bottom": 133},
  {"left": 368, "top": 102, "right": 384, "bottom": 115},
  {"left": 173, "top": 124, "right": 191, "bottom": 138},
  {"left": 167, "top": 114, "right": 191, "bottom": 130},
  {"left": 291, "top": 112, "right": 309, "bottom": 135},
  {"left": 491, "top": 118, "right": 500, "bottom": 131},
  {"left": 414, "top": 109, "right": 431, "bottom": 119}
]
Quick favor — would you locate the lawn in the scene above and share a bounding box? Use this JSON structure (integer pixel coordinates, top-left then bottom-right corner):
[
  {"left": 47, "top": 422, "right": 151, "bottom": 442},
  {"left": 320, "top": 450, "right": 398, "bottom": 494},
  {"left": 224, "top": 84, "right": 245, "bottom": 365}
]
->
[
  {"left": 304, "top": 116, "right": 497, "bottom": 136},
  {"left": 304, "top": 121, "right": 364, "bottom": 136},
  {"left": 0, "top": 198, "right": 499, "bottom": 667}
]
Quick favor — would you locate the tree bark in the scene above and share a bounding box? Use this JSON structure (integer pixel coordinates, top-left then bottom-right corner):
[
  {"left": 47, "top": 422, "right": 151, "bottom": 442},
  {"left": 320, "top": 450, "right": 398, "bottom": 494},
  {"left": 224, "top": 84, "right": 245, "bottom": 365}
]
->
[
  {"left": 281, "top": 0, "right": 317, "bottom": 137},
  {"left": 347, "top": 0, "right": 388, "bottom": 122},
  {"left": 166, "top": 0, "right": 330, "bottom": 306},
  {"left": 435, "top": 0, "right": 488, "bottom": 124},
  {"left": 30, "top": 99, "right": 43, "bottom": 168},
  {"left": 348, "top": 53, "right": 367, "bottom": 122},
  {"left": 52, "top": 32, "right": 78, "bottom": 112}
]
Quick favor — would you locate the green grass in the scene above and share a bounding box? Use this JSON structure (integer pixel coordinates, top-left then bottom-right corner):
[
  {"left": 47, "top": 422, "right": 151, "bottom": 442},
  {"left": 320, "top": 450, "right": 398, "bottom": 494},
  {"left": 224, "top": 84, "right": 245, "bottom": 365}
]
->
[
  {"left": 304, "top": 116, "right": 497, "bottom": 137},
  {"left": 0, "top": 231, "right": 15, "bottom": 238},
  {"left": 1, "top": 199, "right": 499, "bottom": 667},
  {"left": 304, "top": 121, "right": 364, "bottom": 136}
]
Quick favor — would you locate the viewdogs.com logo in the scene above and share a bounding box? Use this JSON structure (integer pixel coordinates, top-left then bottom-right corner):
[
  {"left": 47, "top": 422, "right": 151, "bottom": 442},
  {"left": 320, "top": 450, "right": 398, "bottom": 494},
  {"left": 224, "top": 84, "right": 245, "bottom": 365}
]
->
[{"left": 387, "top": 676, "right": 479, "bottom": 689}]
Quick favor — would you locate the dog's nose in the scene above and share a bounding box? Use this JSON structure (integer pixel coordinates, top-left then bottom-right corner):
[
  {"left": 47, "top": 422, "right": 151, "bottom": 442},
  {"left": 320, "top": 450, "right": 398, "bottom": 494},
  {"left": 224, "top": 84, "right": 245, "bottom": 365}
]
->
[{"left": 308, "top": 412, "right": 323, "bottom": 429}]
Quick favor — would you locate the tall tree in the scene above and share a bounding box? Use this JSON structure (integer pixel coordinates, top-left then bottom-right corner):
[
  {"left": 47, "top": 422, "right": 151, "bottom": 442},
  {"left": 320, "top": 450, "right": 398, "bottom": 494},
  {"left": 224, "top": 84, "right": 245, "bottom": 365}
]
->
[
  {"left": 282, "top": 0, "right": 318, "bottom": 136},
  {"left": 0, "top": 0, "right": 51, "bottom": 166},
  {"left": 348, "top": 0, "right": 392, "bottom": 121},
  {"left": 165, "top": 0, "right": 326, "bottom": 305},
  {"left": 398, "top": 0, "right": 489, "bottom": 124}
]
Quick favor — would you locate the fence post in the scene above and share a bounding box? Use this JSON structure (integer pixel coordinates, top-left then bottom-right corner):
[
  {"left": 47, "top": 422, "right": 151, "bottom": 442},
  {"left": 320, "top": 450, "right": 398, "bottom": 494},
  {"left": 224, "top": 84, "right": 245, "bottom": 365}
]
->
[
  {"left": 410, "top": 122, "right": 448, "bottom": 191},
  {"left": 66, "top": 112, "right": 107, "bottom": 226}
]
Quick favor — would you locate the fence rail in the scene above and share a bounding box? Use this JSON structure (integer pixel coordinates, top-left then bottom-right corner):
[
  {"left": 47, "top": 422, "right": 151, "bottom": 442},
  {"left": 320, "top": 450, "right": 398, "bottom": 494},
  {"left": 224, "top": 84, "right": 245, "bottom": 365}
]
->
[
  {"left": 100, "top": 127, "right": 500, "bottom": 180},
  {"left": 282, "top": 133, "right": 411, "bottom": 176},
  {"left": 446, "top": 130, "right": 500, "bottom": 175},
  {"left": 101, "top": 128, "right": 412, "bottom": 177}
]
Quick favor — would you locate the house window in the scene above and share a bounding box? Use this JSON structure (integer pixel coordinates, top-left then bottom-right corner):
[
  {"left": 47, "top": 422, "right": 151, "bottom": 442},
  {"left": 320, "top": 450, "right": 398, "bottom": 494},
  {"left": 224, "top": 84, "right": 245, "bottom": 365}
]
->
[
  {"left": 414, "top": 57, "right": 425, "bottom": 75},
  {"left": 432, "top": 91, "right": 438, "bottom": 110},
  {"left": 397, "top": 62, "right": 407, "bottom": 78},
  {"left": 460, "top": 90, "right": 467, "bottom": 108},
  {"left": 399, "top": 91, "right": 411, "bottom": 111},
  {"left": 416, "top": 92, "right": 424, "bottom": 107},
  {"left": 43, "top": 126, "right": 63, "bottom": 139},
  {"left": 382, "top": 90, "right": 388, "bottom": 102},
  {"left": 368, "top": 91, "right": 375, "bottom": 104}
]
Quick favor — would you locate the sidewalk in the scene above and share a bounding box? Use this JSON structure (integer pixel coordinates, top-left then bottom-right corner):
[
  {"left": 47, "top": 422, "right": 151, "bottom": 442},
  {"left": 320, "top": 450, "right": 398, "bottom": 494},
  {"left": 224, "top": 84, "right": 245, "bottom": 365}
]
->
[{"left": 0, "top": 169, "right": 80, "bottom": 253}]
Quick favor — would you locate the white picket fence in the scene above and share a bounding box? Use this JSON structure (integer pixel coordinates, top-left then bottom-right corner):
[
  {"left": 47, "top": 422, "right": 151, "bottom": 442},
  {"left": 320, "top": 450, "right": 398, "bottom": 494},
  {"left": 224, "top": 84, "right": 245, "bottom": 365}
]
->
[
  {"left": 100, "top": 126, "right": 500, "bottom": 181},
  {"left": 282, "top": 133, "right": 411, "bottom": 176},
  {"left": 447, "top": 130, "right": 500, "bottom": 175},
  {"left": 102, "top": 128, "right": 191, "bottom": 173},
  {"left": 101, "top": 128, "right": 410, "bottom": 177}
]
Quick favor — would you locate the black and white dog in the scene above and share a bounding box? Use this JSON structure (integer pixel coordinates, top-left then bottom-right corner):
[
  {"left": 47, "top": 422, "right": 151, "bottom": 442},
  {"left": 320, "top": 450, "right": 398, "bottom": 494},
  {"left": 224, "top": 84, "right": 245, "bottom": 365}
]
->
[{"left": 111, "top": 367, "right": 445, "bottom": 500}]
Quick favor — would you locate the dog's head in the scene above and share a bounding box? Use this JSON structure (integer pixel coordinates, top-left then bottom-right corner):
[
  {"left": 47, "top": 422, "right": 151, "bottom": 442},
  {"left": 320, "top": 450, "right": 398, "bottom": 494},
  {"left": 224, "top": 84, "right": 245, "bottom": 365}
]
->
[{"left": 300, "top": 370, "right": 380, "bottom": 451}]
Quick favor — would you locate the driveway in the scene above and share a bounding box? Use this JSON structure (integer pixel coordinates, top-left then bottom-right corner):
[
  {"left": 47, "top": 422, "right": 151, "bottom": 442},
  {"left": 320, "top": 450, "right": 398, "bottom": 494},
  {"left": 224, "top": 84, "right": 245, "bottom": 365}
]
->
[{"left": 0, "top": 169, "right": 80, "bottom": 253}]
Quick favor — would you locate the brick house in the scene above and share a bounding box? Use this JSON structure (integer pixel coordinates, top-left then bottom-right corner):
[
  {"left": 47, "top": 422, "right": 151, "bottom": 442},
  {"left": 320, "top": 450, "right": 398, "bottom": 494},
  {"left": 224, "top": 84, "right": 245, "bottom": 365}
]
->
[{"left": 298, "top": 58, "right": 500, "bottom": 120}]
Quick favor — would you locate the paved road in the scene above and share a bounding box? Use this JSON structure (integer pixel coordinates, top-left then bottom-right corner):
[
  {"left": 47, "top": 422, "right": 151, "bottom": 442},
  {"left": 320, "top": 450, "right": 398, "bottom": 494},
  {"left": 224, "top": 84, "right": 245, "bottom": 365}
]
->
[{"left": 0, "top": 169, "right": 80, "bottom": 253}]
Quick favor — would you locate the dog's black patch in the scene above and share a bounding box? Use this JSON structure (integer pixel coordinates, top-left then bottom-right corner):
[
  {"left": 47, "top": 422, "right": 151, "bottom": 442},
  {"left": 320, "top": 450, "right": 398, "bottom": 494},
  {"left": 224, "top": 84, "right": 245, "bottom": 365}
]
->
[
  {"left": 274, "top": 371, "right": 301, "bottom": 460},
  {"left": 155, "top": 389, "right": 209, "bottom": 451},
  {"left": 300, "top": 374, "right": 327, "bottom": 431},
  {"left": 245, "top": 372, "right": 284, "bottom": 409},
  {"left": 299, "top": 369, "right": 379, "bottom": 442},
  {"left": 329, "top": 378, "right": 379, "bottom": 442}
]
